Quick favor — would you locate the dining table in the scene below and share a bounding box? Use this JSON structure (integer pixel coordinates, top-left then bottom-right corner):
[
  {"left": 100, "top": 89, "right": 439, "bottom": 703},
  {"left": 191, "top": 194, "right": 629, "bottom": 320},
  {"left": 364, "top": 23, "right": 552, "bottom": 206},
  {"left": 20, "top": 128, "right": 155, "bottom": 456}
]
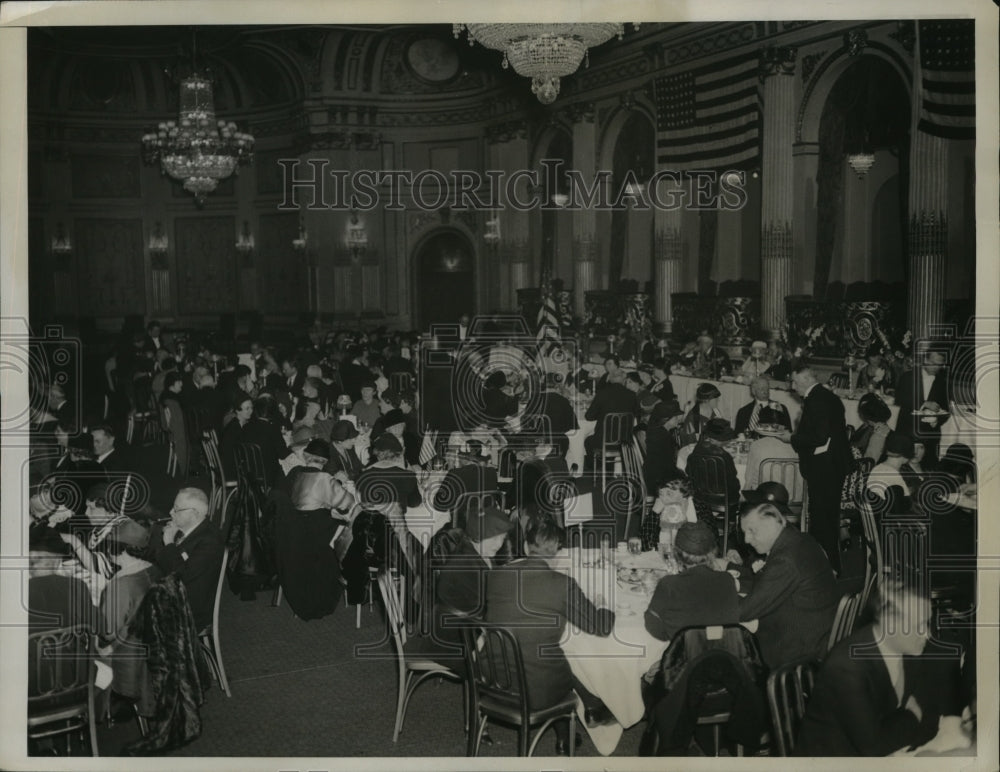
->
[{"left": 547, "top": 544, "right": 677, "bottom": 755}]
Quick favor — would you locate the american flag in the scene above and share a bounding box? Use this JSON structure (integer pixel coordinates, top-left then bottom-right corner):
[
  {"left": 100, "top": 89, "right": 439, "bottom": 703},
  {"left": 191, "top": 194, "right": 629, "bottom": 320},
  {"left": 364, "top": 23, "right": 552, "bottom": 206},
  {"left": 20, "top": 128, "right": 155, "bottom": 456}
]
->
[
  {"left": 536, "top": 269, "right": 560, "bottom": 356},
  {"left": 916, "top": 20, "right": 975, "bottom": 141},
  {"left": 654, "top": 51, "right": 761, "bottom": 171}
]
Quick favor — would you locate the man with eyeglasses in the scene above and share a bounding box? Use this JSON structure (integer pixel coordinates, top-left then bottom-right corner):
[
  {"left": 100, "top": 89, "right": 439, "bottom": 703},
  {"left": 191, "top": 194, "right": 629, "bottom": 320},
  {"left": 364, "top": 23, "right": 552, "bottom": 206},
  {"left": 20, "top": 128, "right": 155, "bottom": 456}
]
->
[{"left": 150, "top": 487, "right": 224, "bottom": 631}]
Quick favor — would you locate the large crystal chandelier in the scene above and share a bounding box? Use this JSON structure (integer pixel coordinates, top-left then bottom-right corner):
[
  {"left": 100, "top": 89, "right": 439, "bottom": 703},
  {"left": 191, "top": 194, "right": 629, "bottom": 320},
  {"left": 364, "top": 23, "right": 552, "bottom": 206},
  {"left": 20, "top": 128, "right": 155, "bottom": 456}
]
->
[
  {"left": 453, "top": 23, "right": 635, "bottom": 104},
  {"left": 142, "top": 73, "right": 254, "bottom": 205}
]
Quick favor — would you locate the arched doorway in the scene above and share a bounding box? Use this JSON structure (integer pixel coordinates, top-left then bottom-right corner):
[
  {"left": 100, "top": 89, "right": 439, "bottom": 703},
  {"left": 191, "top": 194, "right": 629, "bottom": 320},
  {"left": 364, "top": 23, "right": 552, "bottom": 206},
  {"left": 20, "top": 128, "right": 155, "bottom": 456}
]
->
[{"left": 414, "top": 229, "right": 475, "bottom": 331}]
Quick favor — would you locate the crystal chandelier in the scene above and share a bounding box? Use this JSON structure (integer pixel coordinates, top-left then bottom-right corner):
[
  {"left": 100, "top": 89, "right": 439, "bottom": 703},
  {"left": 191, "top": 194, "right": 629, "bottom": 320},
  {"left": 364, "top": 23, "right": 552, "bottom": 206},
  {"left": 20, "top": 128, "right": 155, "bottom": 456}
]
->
[
  {"left": 453, "top": 23, "right": 636, "bottom": 104},
  {"left": 142, "top": 73, "right": 254, "bottom": 205},
  {"left": 847, "top": 152, "right": 876, "bottom": 179}
]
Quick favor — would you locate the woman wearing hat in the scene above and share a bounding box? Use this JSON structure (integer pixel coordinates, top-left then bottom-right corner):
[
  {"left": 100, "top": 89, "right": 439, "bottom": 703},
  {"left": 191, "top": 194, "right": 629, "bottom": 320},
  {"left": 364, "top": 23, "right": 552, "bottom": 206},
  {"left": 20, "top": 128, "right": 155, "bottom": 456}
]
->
[
  {"left": 642, "top": 400, "right": 686, "bottom": 497},
  {"left": 851, "top": 393, "right": 893, "bottom": 462},
  {"left": 326, "top": 419, "right": 363, "bottom": 483},
  {"left": 644, "top": 521, "right": 740, "bottom": 641},
  {"left": 648, "top": 358, "right": 676, "bottom": 404},
  {"left": 678, "top": 383, "right": 727, "bottom": 447}
]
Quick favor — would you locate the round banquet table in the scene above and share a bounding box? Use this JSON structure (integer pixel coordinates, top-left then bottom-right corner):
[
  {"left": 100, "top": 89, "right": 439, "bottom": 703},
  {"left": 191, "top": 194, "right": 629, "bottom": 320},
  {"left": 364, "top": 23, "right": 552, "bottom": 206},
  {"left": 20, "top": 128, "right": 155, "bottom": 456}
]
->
[{"left": 547, "top": 546, "right": 676, "bottom": 756}]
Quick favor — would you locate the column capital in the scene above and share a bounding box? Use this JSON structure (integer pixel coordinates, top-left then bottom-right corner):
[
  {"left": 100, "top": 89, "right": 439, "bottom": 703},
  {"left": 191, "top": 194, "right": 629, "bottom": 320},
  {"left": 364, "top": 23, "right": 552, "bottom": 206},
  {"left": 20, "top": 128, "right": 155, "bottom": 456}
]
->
[
  {"left": 758, "top": 45, "right": 798, "bottom": 81},
  {"left": 566, "top": 102, "right": 596, "bottom": 124},
  {"left": 572, "top": 235, "right": 599, "bottom": 261},
  {"left": 654, "top": 228, "right": 684, "bottom": 261},
  {"left": 485, "top": 120, "right": 529, "bottom": 145}
]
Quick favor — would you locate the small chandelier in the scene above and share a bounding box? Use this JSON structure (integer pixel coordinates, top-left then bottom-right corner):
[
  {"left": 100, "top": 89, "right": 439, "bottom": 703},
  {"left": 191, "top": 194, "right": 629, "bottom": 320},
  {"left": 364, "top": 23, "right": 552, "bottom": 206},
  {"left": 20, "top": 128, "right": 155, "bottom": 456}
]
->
[
  {"left": 235, "top": 220, "right": 254, "bottom": 254},
  {"left": 292, "top": 218, "right": 308, "bottom": 251},
  {"left": 345, "top": 210, "right": 368, "bottom": 260},
  {"left": 50, "top": 222, "right": 72, "bottom": 256},
  {"left": 142, "top": 73, "right": 254, "bottom": 205},
  {"left": 847, "top": 152, "right": 876, "bottom": 179},
  {"left": 484, "top": 212, "right": 501, "bottom": 246},
  {"left": 148, "top": 222, "right": 169, "bottom": 256},
  {"left": 453, "top": 23, "right": 637, "bottom": 104}
]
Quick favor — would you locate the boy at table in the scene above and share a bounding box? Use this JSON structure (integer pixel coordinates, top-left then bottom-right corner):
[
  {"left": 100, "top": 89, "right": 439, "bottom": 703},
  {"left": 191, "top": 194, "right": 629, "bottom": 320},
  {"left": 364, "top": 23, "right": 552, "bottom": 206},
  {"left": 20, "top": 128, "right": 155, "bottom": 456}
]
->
[{"left": 485, "top": 517, "right": 616, "bottom": 754}]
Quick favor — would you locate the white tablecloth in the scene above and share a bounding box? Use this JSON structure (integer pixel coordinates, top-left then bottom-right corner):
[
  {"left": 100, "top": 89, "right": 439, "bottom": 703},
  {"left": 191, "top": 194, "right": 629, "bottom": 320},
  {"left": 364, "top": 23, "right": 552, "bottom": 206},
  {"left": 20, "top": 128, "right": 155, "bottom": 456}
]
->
[{"left": 548, "top": 547, "right": 675, "bottom": 755}]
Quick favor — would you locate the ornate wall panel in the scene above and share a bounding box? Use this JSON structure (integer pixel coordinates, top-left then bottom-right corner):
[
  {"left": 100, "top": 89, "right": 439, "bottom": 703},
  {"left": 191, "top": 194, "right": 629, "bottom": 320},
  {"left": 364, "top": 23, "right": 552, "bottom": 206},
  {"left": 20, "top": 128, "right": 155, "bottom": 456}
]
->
[
  {"left": 258, "top": 213, "right": 307, "bottom": 313},
  {"left": 361, "top": 264, "right": 381, "bottom": 310},
  {"left": 333, "top": 266, "right": 353, "bottom": 311},
  {"left": 70, "top": 154, "right": 140, "bottom": 198},
  {"left": 76, "top": 218, "right": 145, "bottom": 316},
  {"left": 174, "top": 216, "right": 237, "bottom": 315}
]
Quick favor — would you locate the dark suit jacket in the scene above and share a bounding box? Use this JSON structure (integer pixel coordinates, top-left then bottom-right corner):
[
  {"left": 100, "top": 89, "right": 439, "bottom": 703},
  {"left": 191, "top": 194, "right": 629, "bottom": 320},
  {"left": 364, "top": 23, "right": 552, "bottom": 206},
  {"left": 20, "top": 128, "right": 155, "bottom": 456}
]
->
[
  {"left": 433, "top": 463, "right": 499, "bottom": 512},
  {"left": 99, "top": 448, "right": 133, "bottom": 476},
  {"left": 483, "top": 386, "right": 519, "bottom": 429},
  {"left": 686, "top": 440, "right": 740, "bottom": 505},
  {"left": 150, "top": 517, "right": 225, "bottom": 631},
  {"left": 485, "top": 556, "right": 614, "bottom": 709},
  {"left": 242, "top": 418, "right": 292, "bottom": 488},
  {"left": 738, "top": 526, "right": 839, "bottom": 668},
  {"left": 789, "top": 384, "right": 852, "bottom": 481},
  {"left": 734, "top": 400, "right": 792, "bottom": 436},
  {"left": 324, "top": 446, "right": 363, "bottom": 481},
  {"left": 584, "top": 382, "right": 639, "bottom": 439},
  {"left": 895, "top": 368, "right": 949, "bottom": 444},
  {"left": 644, "top": 565, "right": 740, "bottom": 641},
  {"left": 541, "top": 391, "right": 579, "bottom": 434},
  {"left": 337, "top": 362, "right": 370, "bottom": 403},
  {"left": 649, "top": 378, "right": 676, "bottom": 404},
  {"left": 643, "top": 424, "right": 681, "bottom": 493},
  {"left": 795, "top": 625, "right": 964, "bottom": 756}
]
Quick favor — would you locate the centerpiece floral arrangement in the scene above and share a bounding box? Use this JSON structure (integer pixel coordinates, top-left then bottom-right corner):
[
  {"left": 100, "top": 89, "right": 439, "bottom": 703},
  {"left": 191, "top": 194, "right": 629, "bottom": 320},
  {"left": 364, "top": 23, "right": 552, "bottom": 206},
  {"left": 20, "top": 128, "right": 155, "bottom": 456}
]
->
[{"left": 779, "top": 321, "right": 826, "bottom": 361}]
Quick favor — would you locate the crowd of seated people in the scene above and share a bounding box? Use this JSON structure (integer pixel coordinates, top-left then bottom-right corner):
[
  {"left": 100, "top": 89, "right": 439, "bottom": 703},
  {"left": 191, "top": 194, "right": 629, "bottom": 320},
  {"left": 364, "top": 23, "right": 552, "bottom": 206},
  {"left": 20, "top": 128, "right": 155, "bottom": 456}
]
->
[{"left": 21, "top": 315, "right": 978, "bottom": 757}]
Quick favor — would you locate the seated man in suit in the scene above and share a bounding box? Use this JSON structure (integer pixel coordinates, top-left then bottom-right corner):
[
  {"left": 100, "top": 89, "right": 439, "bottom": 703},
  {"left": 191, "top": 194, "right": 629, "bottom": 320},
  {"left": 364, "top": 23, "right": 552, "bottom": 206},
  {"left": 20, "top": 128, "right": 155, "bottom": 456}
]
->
[
  {"left": 149, "top": 487, "right": 224, "bottom": 632},
  {"left": 795, "top": 577, "right": 969, "bottom": 756},
  {"left": 583, "top": 369, "right": 639, "bottom": 460},
  {"left": 733, "top": 376, "right": 791, "bottom": 438},
  {"left": 736, "top": 502, "right": 839, "bottom": 669},
  {"left": 91, "top": 424, "right": 131, "bottom": 475}
]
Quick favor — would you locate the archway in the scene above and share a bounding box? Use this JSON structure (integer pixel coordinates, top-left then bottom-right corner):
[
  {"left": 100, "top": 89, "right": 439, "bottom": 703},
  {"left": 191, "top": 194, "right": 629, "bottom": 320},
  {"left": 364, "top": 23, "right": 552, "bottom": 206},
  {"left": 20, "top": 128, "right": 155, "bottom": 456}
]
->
[{"left": 413, "top": 228, "right": 475, "bottom": 332}]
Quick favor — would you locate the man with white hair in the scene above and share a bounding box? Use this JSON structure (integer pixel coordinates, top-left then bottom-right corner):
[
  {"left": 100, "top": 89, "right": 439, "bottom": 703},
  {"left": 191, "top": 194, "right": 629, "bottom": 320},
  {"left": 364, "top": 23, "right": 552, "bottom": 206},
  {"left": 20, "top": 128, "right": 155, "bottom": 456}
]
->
[
  {"left": 740, "top": 340, "right": 772, "bottom": 379},
  {"left": 151, "top": 487, "right": 224, "bottom": 631}
]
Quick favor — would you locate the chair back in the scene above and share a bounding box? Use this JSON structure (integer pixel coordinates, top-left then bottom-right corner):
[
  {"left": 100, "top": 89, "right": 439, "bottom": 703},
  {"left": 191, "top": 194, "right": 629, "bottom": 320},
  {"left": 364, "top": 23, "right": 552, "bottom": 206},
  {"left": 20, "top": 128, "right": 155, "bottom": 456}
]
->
[
  {"left": 453, "top": 490, "right": 507, "bottom": 529},
  {"left": 461, "top": 621, "right": 529, "bottom": 719},
  {"left": 28, "top": 624, "right": 94, "bottom": 708},
  {"left": 497, "top": 447, "right": 518, "bottom": 483},
  {"left": 827, "top": 584, "right": 867, "bottom": 651},
  {"left": 234, "top": 442, "right": 268, "bottom": 493},
  {"left": 766, "top": 657, "right": 820, "bottom": 756},
  {"left": 201, "top": 434, "right": 225, "bottom": 484},
  {"left": 377, "top": 568, "right": 408, "bottom": 647},
  {"left": 758, "top": 457, "right": 806, "bottom": 525},
  {"left": 389, "top": 371, "right": 413, "bottom": 394},
  {"left": 601, "top": 412, "right": 635, "bottom": 447},
  {"left": 520, "top": 413, "right": 553, "bottom": 445},
  {"left": 209, "top": 549, "right": 229, "bottom": 636},
  {"left": 856, "top": 493, "right": 884, "bottom": 584},
  {"left": 659, "top": 624, "right": 765, "bottom": 692}
]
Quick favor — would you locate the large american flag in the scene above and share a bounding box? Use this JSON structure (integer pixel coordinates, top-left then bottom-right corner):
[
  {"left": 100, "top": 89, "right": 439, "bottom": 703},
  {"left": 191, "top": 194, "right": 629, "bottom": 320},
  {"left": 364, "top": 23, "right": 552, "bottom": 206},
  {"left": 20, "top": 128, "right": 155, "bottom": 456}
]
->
[
  {"left": 916, "top": 20, "right": 975, "bottom": 141},
  {"left": 536, "top": 269, "right": 560, "bottom": 355},
  {"left": 654, "top": 51, "right": 761, "bottom": 171}
]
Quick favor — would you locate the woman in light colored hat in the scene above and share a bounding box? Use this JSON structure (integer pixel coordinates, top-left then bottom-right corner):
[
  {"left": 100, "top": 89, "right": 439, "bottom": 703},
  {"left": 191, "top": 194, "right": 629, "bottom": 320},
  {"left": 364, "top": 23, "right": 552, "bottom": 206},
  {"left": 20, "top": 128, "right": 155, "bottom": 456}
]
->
[{"left": 740, "top": 340, "right": 772, "bottom": 379}]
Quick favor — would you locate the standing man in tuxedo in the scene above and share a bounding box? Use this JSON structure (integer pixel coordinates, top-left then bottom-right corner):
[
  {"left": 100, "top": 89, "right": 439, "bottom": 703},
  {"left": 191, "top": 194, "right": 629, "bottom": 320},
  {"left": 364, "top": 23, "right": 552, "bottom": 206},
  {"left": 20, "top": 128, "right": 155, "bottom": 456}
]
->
[
  {"left": 895, "top": 348, "right": 949, "bottom": 467},
  {"left": 777, "top": 364, "right": 852, "bottom": 573},
  {"left": 734, "top": 376, "right": 792, "bottom": 438}
]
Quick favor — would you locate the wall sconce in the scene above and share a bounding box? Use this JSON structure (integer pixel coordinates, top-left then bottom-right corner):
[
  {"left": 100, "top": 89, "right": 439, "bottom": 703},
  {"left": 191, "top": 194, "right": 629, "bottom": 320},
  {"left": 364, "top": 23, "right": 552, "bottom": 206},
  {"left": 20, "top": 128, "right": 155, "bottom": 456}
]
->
[
  {"left": 147, "top": 221, "right": 169, "bottom": 257},
  {"left": 235, "top": 220, "right": 254, "bottom": 254},
  {"left": 484, "top": 211, "right": 501, "bottom": 249},
  {"left": 344, "top": 209, "right": 368, "bottom": 260},
  {"left": 292, "top": 217, "right": 308, "bottom": 251},
  {"left": 50, "top": 222, "right": 72, "bottom": 256},
  {"left": 551, "top": 192, "right": 569, "bottom": 208}
]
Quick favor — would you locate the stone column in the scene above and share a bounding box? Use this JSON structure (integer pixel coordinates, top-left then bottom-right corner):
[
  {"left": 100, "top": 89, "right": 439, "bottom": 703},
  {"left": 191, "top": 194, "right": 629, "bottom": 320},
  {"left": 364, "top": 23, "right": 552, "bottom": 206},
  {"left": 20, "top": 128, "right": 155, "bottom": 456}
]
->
[
  {"left": 907, "top": 130, "right": 948, "bottom": 341},
  {"left": 759, "top": 45, "right": 797, "bottom": 337},
  {"left": 652, "top": 175, "right": 686, "bottom": 332},
  {"left": 570, "top": 103, "right": 598, "bottom": 318},
  {"left": 486, "top": 120, "right": 530, "bottom": 311}
]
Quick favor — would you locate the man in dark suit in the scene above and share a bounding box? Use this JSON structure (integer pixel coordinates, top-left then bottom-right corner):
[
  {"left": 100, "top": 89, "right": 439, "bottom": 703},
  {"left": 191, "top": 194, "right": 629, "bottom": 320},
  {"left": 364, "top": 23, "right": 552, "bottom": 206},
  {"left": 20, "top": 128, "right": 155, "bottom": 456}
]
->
[
  {"left": 280, "top": 355, "right": 306, "bottom": 397},
  {"left": 733, "top": 376, "right": 792, "bottom": 437},
  {"left": 778, "top": 364, "right": 852, "bottom": 572},
  {"left": 894, "top": 349, "right": 949, "bottom": 467},
  {"left": 737, "top": 502, "right": 839, "bottom": 669},
  {"left": 151, "top": 487, "right": 225, "bottom": 632},
  {"left": 795, "top": 579, "right": 967, "bottom": 756},
  {"left": 583, "top": 369, "right": 639, "bottom": 458},
  {"left": 91, "top": 424, "right": 132, "bottom": 476},
  {"left": 485, "top": 517, "right": 615, "bottom": 754}
]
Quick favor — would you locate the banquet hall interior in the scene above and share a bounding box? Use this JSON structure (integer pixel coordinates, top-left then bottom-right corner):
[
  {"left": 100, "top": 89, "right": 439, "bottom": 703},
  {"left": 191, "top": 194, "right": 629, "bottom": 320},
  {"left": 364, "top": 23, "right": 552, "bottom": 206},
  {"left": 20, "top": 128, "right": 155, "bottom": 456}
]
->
[{"left": 16, "top": 16, "right": 987, "bottom": 763}]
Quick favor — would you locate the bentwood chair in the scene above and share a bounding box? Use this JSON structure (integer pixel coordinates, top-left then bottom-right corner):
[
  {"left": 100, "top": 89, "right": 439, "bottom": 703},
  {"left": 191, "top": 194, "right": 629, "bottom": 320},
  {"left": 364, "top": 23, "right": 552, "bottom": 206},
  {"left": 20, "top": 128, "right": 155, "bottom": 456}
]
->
[
  {"left": 378, "top": 569, "right": 466, "bottom": 742},
  {"left": 757, "top": 458, "right": 807, "bottom": 527},
  {"left": 28, "top": 625, "right": 99, "bottom": 756},
  {"left": 686, "top": 454, "right": 734, "bottom": 553},
  {"left": 198, "top": 550, "right": 231, "bottom": 697},
  {"left": 460, "top": 620, "right": 578, "bottom": 757},
  {"left": 596, "top": 412, "right": 635, "bottom": 487},
  {"left": 202, "top": 434, "right": 237, "bottom": 530},
  {"left": 766, "top": 657, "right": 820, "bottom": 756},
  {"left": 827, "top": 574, "right": 875, "bottom": 651}
]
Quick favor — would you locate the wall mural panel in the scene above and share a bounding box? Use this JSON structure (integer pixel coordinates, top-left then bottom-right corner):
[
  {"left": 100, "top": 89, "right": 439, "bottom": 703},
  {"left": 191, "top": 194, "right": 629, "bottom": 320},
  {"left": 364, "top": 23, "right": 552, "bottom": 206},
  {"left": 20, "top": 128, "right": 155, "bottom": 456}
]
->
[
  {"left": 76, "top": 218, "right": 145, "bottom": 316},
  {"left": 258, "top": 213, "right": 307, "bottom": 313},
  {"left": 175, "top": 216, "right": 237, "bottom": 315}
]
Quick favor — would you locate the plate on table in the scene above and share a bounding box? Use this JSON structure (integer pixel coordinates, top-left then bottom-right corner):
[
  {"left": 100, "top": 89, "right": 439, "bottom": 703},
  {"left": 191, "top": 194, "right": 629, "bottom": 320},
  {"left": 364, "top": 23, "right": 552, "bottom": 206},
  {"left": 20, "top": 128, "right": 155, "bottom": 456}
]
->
[
  {"left": 616, "top": 566, "right": 652, "bottom": 586},
  {"left": 755, "top": 423, "right": 786, "bottom": 436}
]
